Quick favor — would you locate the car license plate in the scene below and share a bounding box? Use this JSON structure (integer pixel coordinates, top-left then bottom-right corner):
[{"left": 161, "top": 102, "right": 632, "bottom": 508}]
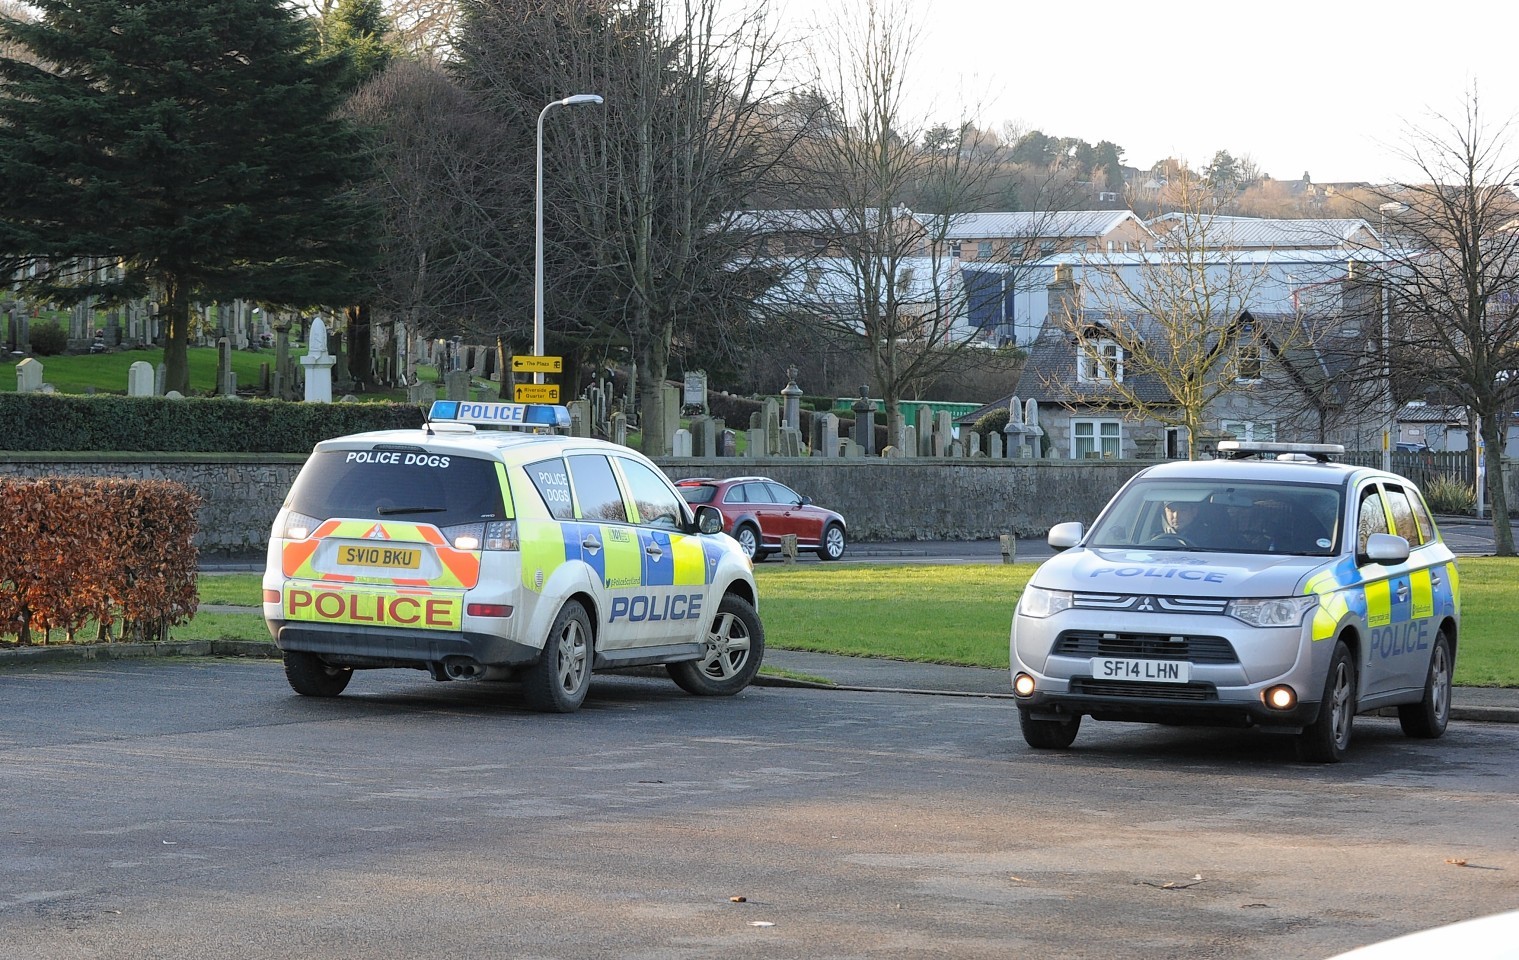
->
[
  {"left": 337, "top": 544, "right": 422, "bottom": 570},
  {"left": 1091, "top": 657, "right": 1191, "bottom": 683}
]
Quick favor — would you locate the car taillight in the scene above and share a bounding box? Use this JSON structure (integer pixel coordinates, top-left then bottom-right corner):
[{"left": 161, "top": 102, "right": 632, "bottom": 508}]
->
[
  {"left": 440, "top": 520, "right": 517, "bottom": 551},
  {"left": 281, "top": 511, "right": 322, "bottom": 541}
]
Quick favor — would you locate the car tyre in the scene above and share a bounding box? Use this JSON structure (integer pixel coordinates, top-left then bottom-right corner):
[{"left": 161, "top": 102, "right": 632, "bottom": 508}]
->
[
  {"left": 1297, "top": 640, "right": 1355, "bottom": 763},
  {"left": 283, "top": 651, "right": 352, "bottom": 697},
  {"left": 818, "top": 523, "right": 847, "bottom": 561},
  {"left": 667, "top": 594, "right": 765, "bottom": 696},
  {"left": 1399, "top": 628, "right": 1453, "bottom": 739},
  {"left": 521, "top": 601, "right": 593, "bottom": 713},
  {"left": 734, "top": 524, "right": 766, "bottom": 562},
  {"left": 1018, "top": 708, "right": 1080, "bottom": 749}
]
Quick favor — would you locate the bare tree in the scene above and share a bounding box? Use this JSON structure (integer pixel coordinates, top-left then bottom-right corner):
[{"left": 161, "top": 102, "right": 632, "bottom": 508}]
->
[
  {"left": 1369, "top": 89, "right": 1519, "bottom": 554},
  {"left": 455, "top": 0, "right": 795, "bottom": 453},
  {"left": 778, "top": 0, "right": 1054, "bottom": 446},
  {"left": 1054, "top": 177, "right": 1299, "bottom": 459}
]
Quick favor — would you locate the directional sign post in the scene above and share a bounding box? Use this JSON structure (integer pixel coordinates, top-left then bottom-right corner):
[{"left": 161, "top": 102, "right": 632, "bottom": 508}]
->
[
  {"left": 513, "top": 383, "right": 560, "bottom": 403},
  {"left": 511, "top": 355, "right": 563, "bottom": 374}
]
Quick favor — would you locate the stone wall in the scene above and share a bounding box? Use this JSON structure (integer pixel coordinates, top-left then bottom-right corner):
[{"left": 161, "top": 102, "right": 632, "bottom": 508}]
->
[{"left": 3, "top": 453, "right": 1515, "bottom": 557}]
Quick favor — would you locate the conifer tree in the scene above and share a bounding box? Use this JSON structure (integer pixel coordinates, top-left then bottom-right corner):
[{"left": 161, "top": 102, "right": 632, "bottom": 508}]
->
[{"left": 0, "top": 0, "right": 375, "bottom": 394}]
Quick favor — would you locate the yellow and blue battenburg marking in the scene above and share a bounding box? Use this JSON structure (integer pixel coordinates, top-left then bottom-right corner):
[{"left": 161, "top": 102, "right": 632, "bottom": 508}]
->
[
  {"left": 1303, "top": 557, "right": 1457, "bottom": 642},
  {"left": 428, "top": 400, "right": 571, "bottom": 429}
]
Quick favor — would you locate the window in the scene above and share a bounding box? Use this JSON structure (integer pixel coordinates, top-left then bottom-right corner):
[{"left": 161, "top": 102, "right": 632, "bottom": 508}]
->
[
  {"left": 977, "top": 241, "right": 993, "bottom": 259},
  {"left": 1072, "top": 420, "right": 1121, "bottom": 459},
  {"left": 1356, "top": 488, "right": 1390, "bottom": 557},
  {"left": 1383, "top": 484, "right": 1421, "bottom": 544},
  {"left": 617, "top": 457, "right": 684, "bottom": 530},
  {"left": 567, "top": 454, "right": 627, "bottom": 523},
  {"left": 526, "top": 458, "right": 576, "bottom": 520},
  {"left": 1220, "top": 420, "right": 1275, "bottom": 442},
  {"left": 950, "top": 242, "right": 962, "bottom": 259},
  {"left": 1040, "top": 240, "right": 1056, "bottom": 256},
  {"left": 1236, "top": 343, "right": 1262, "bottom": 381},
  {"left": 1078, "top": 339, "right": 1123, "bottom": 383}
]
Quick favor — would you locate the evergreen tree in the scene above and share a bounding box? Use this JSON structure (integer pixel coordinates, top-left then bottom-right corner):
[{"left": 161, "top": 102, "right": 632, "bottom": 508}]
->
[{"left": 0, "top": 0, "right": 376, "bottom": 394}]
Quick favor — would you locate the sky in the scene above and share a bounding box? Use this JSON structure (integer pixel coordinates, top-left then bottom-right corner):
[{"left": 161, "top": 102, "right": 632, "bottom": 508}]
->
[{"left": 778, "top": 0, "right": 1519, "bottom": 185}]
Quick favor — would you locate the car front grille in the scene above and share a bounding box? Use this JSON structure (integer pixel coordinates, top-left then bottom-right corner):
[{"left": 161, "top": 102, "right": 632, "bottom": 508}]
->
[
  {"left": 1069, "top": 678, "right": 1219, "bottom": 701},
  {"left": 1054, "top": 631, "right": 1240, "bottom": 664},
  {"left": 1072, "top": 592, "right": 1229, "bottom": 615}
]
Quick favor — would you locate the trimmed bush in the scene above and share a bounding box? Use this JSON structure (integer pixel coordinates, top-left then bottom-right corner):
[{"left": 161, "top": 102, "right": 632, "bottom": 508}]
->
[
  {"left": 1423, "top": 475, "right": 1476, "bottom": 515},
  {"left": 28, "top": 321, "right": 69, "bottom": 356}
]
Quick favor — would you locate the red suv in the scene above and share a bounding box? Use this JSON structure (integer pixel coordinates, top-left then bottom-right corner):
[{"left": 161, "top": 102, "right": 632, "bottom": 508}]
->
[{"left": 675, "top": 477, "right": 847, "bottom": 562}]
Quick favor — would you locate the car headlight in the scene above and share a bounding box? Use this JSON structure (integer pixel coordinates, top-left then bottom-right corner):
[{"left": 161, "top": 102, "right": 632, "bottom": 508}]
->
[
  {"left": 1227, "top": 595, "right": 1319, "bottom": 628},
  {"left": 1019, "top": 585, "right": 1074, "bottom": 619}
]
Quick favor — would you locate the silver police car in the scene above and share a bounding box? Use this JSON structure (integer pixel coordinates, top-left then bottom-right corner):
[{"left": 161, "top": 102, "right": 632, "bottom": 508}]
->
[{"left": 1010, "top": 441, "right": 1460, "bottom": 762}]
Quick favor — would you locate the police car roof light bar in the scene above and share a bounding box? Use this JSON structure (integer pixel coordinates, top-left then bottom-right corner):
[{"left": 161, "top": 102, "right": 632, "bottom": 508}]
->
[
  {"left": 427, "top": 400, "right": 571, "bottom": 430},
  {"left": 1217, "top": 440, "right": 1346, "bottom": 463}
]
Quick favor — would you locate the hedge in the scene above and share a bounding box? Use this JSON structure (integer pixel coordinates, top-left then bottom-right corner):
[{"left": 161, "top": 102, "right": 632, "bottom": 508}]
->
[{"left": 0, "top": 393, "right": 426, "bottom": 453}]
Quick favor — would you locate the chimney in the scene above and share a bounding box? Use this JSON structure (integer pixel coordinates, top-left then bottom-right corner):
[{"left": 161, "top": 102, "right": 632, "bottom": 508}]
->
[{"left": 1048, "top": 263, "right": 1080, "bottom": 321}]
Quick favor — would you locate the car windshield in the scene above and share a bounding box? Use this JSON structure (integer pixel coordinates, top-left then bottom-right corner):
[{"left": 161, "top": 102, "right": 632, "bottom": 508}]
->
[
  {"left": 1085, "top": 479, "right": 1343, "bottom": 556},
  {"left": 286, "top": 449, "right": 508, "bottom": 526}
]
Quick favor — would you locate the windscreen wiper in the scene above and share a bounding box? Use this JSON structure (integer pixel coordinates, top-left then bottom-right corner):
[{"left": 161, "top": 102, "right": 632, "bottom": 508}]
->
[{"left": 376, "top": 506, "right": 448, "bottom": 516}]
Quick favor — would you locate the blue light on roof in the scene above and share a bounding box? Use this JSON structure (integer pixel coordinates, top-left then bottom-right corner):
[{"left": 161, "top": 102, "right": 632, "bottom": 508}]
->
[{"left": 427, "top": 401, "right": 570, "bottom": 429}]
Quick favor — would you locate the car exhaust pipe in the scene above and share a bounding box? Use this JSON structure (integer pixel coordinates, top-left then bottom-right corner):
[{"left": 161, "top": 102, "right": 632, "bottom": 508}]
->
[{"left": 441, "top": 659, "right": 510, "bottom": 682}]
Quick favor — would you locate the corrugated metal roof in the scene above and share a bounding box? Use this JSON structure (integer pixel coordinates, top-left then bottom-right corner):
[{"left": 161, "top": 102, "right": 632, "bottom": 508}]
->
[
  {"left": 938, "top": 210, "right": 1147, "bottom": 240},
  {"left": 1148, "top": 215, "right": 1373, "bottom": 249}
]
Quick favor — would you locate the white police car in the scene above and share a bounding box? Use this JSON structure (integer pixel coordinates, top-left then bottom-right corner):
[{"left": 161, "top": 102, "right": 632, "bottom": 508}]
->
[
  {"left": 262, "top": 401, "right": 763, "bottom": 712},
  {"left": 1010, "top": 441, "right": 1460, "bottom": 762}
]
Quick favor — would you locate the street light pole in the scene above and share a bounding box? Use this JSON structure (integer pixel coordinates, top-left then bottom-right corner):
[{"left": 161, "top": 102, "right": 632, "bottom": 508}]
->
[
  {"left": 534, "top": 93, "right": 604, "bottom": 386},
  {"left": 1378, "top": 202, "right": 1408, "bottom": 472}
]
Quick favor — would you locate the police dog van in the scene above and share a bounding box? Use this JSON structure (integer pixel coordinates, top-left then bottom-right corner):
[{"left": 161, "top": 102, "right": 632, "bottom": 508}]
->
[
  {"left": 262, "top": 401, "right": 762, "bottom": 712},
  {"left": 1010, "top": 441, "right": 1460, "bottom": 762}
]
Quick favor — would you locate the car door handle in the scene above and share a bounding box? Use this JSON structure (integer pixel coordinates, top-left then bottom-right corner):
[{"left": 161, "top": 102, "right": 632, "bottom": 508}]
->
[
  {"left": 582, "top": 535, "right": 601, "bottom": 554},
  {"left": 644, "top": 542, "right": 664, "bottom": 560}
]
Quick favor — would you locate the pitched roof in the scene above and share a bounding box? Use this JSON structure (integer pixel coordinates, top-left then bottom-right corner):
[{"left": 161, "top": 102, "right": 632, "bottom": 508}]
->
[
  {"left": 1147, "top": 215, "right": 1373, "bottom": 249},
  {"left": 937, "top": 210, "right": 1150, "bottom": 241}
]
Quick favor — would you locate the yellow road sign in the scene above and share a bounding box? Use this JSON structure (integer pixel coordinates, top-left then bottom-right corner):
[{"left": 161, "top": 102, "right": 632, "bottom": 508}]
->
[
  {"left": 511, "top": 355, "right": 563, "bottom": 373},
  {"left": 513, "top": 383, "right": 560, "bottom": 403}
]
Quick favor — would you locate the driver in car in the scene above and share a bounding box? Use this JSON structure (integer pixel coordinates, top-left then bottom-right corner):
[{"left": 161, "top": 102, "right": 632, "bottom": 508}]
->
[{"left": 1162, "top": 500, "right": 1202, "bottom": 537}]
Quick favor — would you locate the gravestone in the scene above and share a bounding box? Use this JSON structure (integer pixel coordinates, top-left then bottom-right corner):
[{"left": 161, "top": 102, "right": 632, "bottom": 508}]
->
[
  {"left": 659, "top": 384, "right": 681, "bottom": 452},
  {"left": 814, "top": 413, "right": 839, "bottom": 458},
  {"left": 611, "top": 412, "right": 628, "bottom": 447},
  {"left": 763, "top": 398, "right": 782, "bottom": 456},
  {"left": 15, "top": 357, "right": 42, "bottom": 393},
  {"left": 987, "top": 431, "right": 1003, "bottom": 459},
  {"left": 407, "top": 380, "right": 435, "bottom": 405},
  {"left": 690, "top": 417, "right": 716, "bottom": 457},
  {"left": 852, "top": 388, "right": 877, "bottom": 457},
  {"left": 720, "top": 429, "right": 737, "bottom": 457},
  {"left": 567, "top": 399, "right": 592, "bottom": 438},
  {"left": 902, "top": 425, "right": 918, "bottom": 457},
  {"left": 444, "top": 369, "right": 470, "bottom": 401},
  {"left": 155, "top": 363, "right": 167, "bottom": 397},
  {"left": 841, "top": 438, "right": 861, "bottom": 458},
  {"left": 216, "top": 337, "right": 236, "bottom": 397},
  {"left": 127, "top": 360, "right": 154, "bottom": 397},
  {"left": 747, "top": 410, "right": 769, "bottom": 458},
  {"left": 916, "top": 405, "right": 934, "bottom": 456},
  {"left": 966, "top": 431, "right": 982, "bottom": 457},
  {"left": 780, "top": 368, "right": 803, "bottom": 431},
  {"left": 672, "top": 428, "right": 693, "bottom": 458},
  {"left": 300, "top": 318, "right": 336, "bottom": 403},
  {"left": 933, "top": 411, "right": 952, "bottom": 457}
]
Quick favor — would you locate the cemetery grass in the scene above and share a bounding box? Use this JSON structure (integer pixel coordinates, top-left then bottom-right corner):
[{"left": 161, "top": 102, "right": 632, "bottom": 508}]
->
[
  {"left": 4, "top": 346, "right": 439, "bottom": 400},
  {"left": 138, "top": 558, "right": 1519, "bottom": 688}
]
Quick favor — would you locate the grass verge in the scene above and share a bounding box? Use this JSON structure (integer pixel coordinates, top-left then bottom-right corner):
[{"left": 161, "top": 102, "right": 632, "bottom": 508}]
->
[{"left": 15, "top": 559, "right": 1519, "bottom": 687}]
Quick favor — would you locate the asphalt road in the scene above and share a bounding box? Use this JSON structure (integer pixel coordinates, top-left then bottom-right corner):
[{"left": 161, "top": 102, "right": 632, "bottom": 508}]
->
[{"left": 3, "top": 658, "right": 1517, "bottom": 960}]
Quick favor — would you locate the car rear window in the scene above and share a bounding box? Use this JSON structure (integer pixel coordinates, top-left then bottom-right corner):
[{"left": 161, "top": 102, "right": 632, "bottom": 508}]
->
[
  {"left": 678, "top": 484, "right": 717, "bottom": 504},
  {"left": 286, "top": 448, "right": 508, "bottom": 525}
]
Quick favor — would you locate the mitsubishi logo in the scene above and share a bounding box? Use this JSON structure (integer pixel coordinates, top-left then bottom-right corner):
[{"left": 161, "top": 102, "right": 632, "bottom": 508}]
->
[
  {"left": 1136, "top": 596, "right": 1156, "bottom": 612},
  {"left": 365, "top": 523, "right": 389, "bottom": 540}
]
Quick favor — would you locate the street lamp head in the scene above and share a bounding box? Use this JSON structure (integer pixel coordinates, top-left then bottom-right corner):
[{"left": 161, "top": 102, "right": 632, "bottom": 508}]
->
[{"left": 559, "top": 94, "right": 604, "bottom": 107}]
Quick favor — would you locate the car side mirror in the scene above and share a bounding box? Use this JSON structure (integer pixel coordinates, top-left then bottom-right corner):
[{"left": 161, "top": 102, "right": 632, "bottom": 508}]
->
[
  {"left": 1363, "top": 532, "right": 1411, "bottom": 565},
  {"left": 1048, "top": 521, "right": 1084, "bottom": 551},
  {"left": 695, "top": 504, "right": 724, "bottom": 535}
]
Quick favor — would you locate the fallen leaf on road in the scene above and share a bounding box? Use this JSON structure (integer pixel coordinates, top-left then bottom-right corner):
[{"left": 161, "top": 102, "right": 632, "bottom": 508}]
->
[
  {"left": 730, "top": 896, "right": 747, "bottom": 903},
  {"left": 1446, "top": 858, "right": 1469, "bottom": 866}
]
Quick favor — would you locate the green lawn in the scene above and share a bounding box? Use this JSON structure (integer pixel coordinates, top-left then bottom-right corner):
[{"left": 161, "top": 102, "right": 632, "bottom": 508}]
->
[
  {"left": 3, "top": 345, "right": 438, "bottom": 400},
  {"left": 182, "top": 557, "right": 1519, "bottom": 686}
]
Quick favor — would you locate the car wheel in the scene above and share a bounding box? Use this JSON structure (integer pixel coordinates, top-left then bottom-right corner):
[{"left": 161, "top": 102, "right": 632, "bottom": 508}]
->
[
  {"left": 1297, "top": 640, "right": 1355, "bottom": 763},
  {"left": 1399, "top": 629, "right": 1453, "bottom": 739},
  {"left": 734, "top": 524, "right": 765, "bottom": 562},
  {"left": 521, "top": 600, "right": 593, "bottom": 713},
  {"left": 283, "top": 651, "right": 352, "bottom": 697},
  {"left": 666, "top": 594, "right": 765, "bottom": 696},
  {"left": 1018, "top": 708, "right": 1080, "bottom": 749},
  {"left": 817, "top": 523, "right": 847, "bottom": 561}
]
